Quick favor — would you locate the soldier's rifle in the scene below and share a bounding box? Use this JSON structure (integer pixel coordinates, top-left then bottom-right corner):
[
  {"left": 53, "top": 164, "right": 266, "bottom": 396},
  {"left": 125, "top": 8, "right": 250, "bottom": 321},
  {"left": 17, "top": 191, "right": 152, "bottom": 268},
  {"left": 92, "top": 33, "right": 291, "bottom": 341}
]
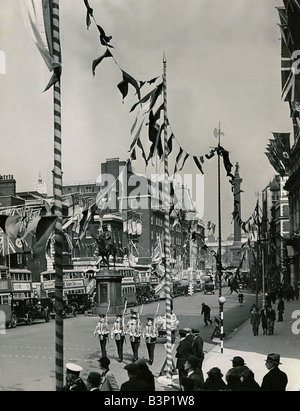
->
[{"left": 122, "top": 299, "right": 127, "bottom": 344}]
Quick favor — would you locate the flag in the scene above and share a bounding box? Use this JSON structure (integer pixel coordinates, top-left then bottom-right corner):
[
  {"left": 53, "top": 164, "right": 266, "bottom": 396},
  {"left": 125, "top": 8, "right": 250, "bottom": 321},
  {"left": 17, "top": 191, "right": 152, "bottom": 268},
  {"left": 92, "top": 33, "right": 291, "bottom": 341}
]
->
[
  {"left": 21, "top": 0, "right": 62, "bottom": 91},
  {"left": 117, "top": 70, "right": 141, "bottom": 102},
  {"left": 92, "top": 48, "right": 112, "bottom": 76},
  {"left": 33, "top": 215, "right": 56, "bottom": 259},
  {"left": 0, "top": 215, "right": 22, "bottom": 240},
  {"left": 83, "top": 0, "right": 93, "bottom": 29},
  {"left": 96, "top": 24, "right": 113, "bottom": 48},
  {"left": 174, "top": 147, "right": 184, "bottom": 174},
  {"left": 193, "top": 156, "right": 204, "bottom": 174},
  {"left": 79, "top": 203, "right": 97, "bottom": 241},
  {"left": 152, "top": 239, "right": 163, "bottom": 264}
]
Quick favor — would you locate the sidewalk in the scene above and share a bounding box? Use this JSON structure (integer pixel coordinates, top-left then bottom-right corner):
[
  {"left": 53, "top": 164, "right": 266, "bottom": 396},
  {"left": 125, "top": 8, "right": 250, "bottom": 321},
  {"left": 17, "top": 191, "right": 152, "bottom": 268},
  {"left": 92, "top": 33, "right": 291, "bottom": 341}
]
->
[{"left": 156, "top": 298, "right": 300, "bottom": 391}]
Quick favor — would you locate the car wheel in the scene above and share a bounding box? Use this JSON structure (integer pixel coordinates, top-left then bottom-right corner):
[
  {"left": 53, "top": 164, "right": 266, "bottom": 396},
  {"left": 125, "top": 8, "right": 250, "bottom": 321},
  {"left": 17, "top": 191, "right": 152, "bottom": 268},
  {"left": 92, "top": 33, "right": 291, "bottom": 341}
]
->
[
  {"left": 10, "top": 313, "right": 17, "bottom": 328},
  {"left": 27, "top": 313, "right": 33, "bottom": 325}
]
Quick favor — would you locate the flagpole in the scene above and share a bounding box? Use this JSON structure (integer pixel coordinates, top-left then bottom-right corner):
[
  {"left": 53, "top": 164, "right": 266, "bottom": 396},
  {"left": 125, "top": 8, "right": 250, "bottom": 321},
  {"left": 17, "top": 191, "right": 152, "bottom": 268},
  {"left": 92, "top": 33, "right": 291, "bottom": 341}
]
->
[
  {"left": 51, "top": 0, "right": 64, "bottom": 391},
  {"left": 162, "top": 52, "right": 173, "bottom": 380}
]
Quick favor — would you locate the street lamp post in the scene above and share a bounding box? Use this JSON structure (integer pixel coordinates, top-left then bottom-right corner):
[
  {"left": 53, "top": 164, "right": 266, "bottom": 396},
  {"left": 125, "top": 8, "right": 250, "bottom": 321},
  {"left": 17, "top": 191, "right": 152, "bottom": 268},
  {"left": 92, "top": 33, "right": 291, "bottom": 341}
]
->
[{"left": 219, "top": 296, "right": 226, "bottom": 353}]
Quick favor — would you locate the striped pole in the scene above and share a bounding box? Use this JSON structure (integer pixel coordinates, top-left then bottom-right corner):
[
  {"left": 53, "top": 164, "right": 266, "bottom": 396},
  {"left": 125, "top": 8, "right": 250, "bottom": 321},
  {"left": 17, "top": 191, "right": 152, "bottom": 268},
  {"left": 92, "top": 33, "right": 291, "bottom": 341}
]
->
[
  {"left": 220, "top": 304, "right": 224, "bottom": 353},
  {"left": 51, "top": 0, "right": 64, "bottom": 391},
  {"left": 162, "top": 53, "right": 173, "bottom": 379}
]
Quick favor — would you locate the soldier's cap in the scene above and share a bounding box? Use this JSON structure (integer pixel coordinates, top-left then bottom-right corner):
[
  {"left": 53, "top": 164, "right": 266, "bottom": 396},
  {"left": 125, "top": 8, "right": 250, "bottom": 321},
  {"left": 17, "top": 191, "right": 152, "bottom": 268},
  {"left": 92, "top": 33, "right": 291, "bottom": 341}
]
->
[
  {"left": 98, "top": 356, "right": 110, "bottom": 368},
  {"left": 207, "top": 367, "right": 223, "bottom": 377},
  {"left": 183, "top": 327, "right": 192, "bottom": 333},
  {"left": 115, "top": 313, "right": 122, "bottom": 317},
  {"left": 265, "top": 353, "right": 281, "bottom": 365},
  {"left": 231, "top": 356, "right": 245, "bottom": 366},
  {"left": 192, "top": 328, "right": 200, "bottom": 334},
  {"left": 131, "top": 312, "right": 137, "bottom": 319},
  {"left": 124, "top": 363, "right": 139, "bottom": 375},
  {"left": 187, "top": 355, "right": 200, "bottom": 368},
  {"left": 66, "top": 363, "right": 83, "bottom": 374},
  {"left": 147, "top": 317, "right": 153, "bottom": 322},
  {"left": 87, "top": 371, "right": 101, "bottom": 386},
  {"left": 99, "top": 313, "right": 105, "bottom": 318}
]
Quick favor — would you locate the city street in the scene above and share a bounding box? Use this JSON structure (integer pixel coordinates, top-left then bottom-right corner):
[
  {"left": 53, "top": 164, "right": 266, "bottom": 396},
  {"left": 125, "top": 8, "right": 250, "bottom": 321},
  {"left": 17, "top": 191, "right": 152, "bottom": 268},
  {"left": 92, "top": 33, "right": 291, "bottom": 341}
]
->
[{"left": 0, "top": 287, "right": 259, "bottom": 391}]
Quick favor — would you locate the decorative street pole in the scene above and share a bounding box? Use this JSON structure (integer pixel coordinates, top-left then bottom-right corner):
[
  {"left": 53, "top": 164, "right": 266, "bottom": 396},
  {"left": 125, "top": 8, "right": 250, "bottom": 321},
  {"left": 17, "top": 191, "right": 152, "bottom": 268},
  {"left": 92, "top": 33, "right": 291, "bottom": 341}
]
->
[
  {"left": 162, "top": 52, "right": 173, "bottom": 379},
  {"left": 219, "top": 296, "right": 226, "bottom": 353},
  {"left": 51, "top": 0, "right": 64, "bottom": 391},
  {"left": 216, "top": 123, "right": 223, "bottom": 327}
]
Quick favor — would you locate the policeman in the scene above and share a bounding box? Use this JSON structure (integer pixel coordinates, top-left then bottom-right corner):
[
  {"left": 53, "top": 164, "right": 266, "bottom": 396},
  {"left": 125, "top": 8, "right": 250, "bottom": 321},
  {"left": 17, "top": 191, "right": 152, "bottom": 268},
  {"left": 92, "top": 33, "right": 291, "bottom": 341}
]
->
[
  {"left": 94, "top": 313, "right": 109, "bottom": 358},
  {"left": 143, "top": 317, "right": 158, "bottom": 365},
  {"left": 63, "top": 363, "right": 87, "bottom": 391},
  {"left": 111, "top": 313, "right": 126, "bottom": 362},
  {"left": 126, "top": 311, "right": 141, "bottom": 362}
]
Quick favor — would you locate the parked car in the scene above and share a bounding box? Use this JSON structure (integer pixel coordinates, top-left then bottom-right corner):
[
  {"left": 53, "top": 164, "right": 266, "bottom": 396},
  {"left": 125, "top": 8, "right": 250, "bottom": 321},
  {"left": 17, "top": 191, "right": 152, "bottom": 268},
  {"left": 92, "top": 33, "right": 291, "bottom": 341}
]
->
[
  {"left": 12, "top": 297, "right": 51, "bottom": 325},
  {"left": 204, "top": 283, "right": 215, "bottom": 295}
]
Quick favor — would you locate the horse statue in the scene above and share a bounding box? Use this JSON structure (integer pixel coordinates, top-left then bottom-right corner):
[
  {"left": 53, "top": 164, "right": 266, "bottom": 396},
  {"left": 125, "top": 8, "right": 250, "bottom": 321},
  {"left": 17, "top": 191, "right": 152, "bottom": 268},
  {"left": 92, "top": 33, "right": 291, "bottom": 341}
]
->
[{"left": 95, "top": 230, "right": 117, "bottom": 269}]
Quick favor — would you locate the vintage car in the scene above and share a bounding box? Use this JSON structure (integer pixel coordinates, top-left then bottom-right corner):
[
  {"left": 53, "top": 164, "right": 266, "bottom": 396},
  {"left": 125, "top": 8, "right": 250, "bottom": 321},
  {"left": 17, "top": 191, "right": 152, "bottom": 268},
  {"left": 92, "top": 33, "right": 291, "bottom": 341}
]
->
[
  {"left": 12, "top": 297, "right": 51, "bottom": 326},
  {"left": 204, "top": 283, "right": 215, "bottom": 295}
]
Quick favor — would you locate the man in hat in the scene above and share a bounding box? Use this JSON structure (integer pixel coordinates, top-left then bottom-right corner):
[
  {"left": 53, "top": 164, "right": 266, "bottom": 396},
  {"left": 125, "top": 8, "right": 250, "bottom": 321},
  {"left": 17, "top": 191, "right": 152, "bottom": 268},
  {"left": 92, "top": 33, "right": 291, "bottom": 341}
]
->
[
  {"left": 201, "top": 302, "right": 212, "bottom": 325},
  {"left": 63, "top": 363, "right": 87, "bottom": 391},
  {"left": 202, "top": 367, "right": 228, "bottom": 391},
  {"left": 225, "top": 356, "right": 248, "bottom": 389},
  {"left": 94, "top": 313, "right": 109, "bottom": 358},
  {"left": 191, "top": 329, "right": 204, "bottom": 370},
  {"left": 183, "top": 355, "right": 204, "bottom": 390},
  {"left": 120, "top": 363, "right": 151, "bottom": 391},
  {"left": 143, "top": 317, "right": 158, "bottom": 365},
  {"left": 126, "top": 311, "right": 142, "bottom": 362},
  {"left": 175, "top": 329, "right": 194, "bottom": 386},
  {"left": 98, "top": 356, "right": 119, "bottom": 391},
  {"left": 86, "top": 371, "right": 101, "bottom": 391},
  {"left": 261, "top": 353, "right": 288, "bottom": 391},
  {"left": 111, "top": 313, "right": 125, "bottom": 362}
]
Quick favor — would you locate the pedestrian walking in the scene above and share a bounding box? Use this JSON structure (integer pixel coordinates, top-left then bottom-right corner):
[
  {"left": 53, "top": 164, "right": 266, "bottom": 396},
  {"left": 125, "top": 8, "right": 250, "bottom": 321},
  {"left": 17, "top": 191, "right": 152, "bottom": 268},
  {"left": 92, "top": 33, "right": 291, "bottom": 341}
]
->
[
  {"left": 182, "top": 355, "right": 204, "bottom": 390},
  {"left": 97, "top": 356, "right": 119, "bottom": 391},
  {"left": 201, "top": 367, "right": 228, "bottom": 391},
  {"left": 94, "top": 313, "right": 109, "bottom": 358},
  {"left": 143, "top": 317, "right": 158, "bottom": 365},
  {"left": 63, "top": 363, "right": 87, "bottom": 391},
  {"left": 239, "top": 369, "right": 261, "bottom": 391},
  {"left": 201, "top": 302, "right": 212, "bottom": 326},
  {"left": 266, "top": 305, "right": 276, "bottom": 335},
  {"left": 126, "top": 311, "right": 142, "bottom": 362},
  {"left": 120, "top": 363, "right": 150, "bottom": 391},
  {"left": 261, "top": 353, "right": 288, "bottom": 391},
  {"left": 277, "top": 298, "right": 285, "bottom": 322},
  {"left": 175, "top": 329, "right": 194, "bottom": 386},
  {"left": 260, "top": 306, "right": 268, "bottom": 335},
  {"left": 86, "top": 371, "right": 101, "bottom": 391},
  {"left": 111, "top": 313, "right": 126, "bottom": 362},
  {"left": 250, "top": 306, "right": 260, "bottom": 336},
  {"left": 238, "top": 292, "right": 244, "bottom": 305},
  {"left": 135, "top": 358, "right": 155, "bottom": 391}
]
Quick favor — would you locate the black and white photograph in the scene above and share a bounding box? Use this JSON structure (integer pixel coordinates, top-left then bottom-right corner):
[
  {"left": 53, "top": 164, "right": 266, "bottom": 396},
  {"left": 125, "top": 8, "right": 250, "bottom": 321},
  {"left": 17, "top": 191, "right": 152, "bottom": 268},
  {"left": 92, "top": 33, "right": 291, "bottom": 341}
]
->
[{"left": 0, "top": 0, "right": 299, "bottom": 394}]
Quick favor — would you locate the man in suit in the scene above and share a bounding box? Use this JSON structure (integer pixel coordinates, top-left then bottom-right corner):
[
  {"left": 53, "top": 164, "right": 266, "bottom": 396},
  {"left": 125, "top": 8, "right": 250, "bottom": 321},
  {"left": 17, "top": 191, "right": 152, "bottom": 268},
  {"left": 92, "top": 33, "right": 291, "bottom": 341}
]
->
[
  {"left": 183, "top": 355, "right": 204, "bottom": 390},
  {"left": 261, "top": 353, "right": 288, "bottom": 391},
  {"left": 191, "top": 329, "right": 204, "bottom": 375},
  {"left": 86, "top": 371, "right": 101, "bottom": 391},
  {"left": 120, "top": 363, "right": 150, "bottom": 391},
  {"left": 175, "top": 329, "right": 194, "bottom": 386},
  {"left": 98, "top": 356, "right": 120, "bottom": 391}
]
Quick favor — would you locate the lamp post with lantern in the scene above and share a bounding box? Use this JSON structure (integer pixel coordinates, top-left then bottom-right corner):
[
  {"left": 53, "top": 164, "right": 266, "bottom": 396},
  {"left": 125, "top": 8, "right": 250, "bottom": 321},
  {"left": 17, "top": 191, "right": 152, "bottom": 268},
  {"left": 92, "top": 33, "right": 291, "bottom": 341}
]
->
[{"left": 219, "top": 296, "right": 226, "bottom": 353}]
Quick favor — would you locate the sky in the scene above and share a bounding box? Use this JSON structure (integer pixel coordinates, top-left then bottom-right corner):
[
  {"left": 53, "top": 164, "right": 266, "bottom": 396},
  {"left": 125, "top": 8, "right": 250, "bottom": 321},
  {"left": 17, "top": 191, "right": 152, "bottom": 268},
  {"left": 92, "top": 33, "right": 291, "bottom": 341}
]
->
[{"left": 0, "top": 0, "right": 293, "bottom": 240}]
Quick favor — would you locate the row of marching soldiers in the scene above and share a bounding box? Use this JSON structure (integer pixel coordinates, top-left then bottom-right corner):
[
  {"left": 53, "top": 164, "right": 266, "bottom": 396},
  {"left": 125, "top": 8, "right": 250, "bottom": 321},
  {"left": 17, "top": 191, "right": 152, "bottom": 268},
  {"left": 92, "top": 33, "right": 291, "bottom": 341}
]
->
[{"left": 94, "top": 306, "right": 177, "bottom": 365}]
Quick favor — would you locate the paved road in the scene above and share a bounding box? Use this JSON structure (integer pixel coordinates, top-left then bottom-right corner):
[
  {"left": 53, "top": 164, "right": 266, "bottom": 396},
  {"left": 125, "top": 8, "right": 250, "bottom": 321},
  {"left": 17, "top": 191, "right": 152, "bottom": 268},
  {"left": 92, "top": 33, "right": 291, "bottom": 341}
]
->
[{"left": 0, "top": 287, "right": 259, "bottom": 391}]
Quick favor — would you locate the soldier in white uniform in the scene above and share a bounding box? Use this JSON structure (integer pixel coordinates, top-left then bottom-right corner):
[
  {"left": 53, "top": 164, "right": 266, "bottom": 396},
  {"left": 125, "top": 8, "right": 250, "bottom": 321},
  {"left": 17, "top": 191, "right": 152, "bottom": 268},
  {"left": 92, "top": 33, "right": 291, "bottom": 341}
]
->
[
  {"left": 94, "top": 313, "right": 109, "bottom": 358},
  {"left": 143, "top": 317, "right": 158, "bottom": 365},
  {"left": 126, "top": 311, "right": 141, "bottom": 362},
  {"left": 111, "top": 313, "right": 126, "bottom": 362}
]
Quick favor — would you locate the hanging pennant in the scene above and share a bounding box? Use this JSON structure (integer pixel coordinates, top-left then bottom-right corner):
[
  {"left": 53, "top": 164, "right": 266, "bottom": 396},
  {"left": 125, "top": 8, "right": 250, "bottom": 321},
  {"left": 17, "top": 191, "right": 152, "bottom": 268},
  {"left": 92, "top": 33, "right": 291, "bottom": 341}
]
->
[{"left": 92, "top": 48, "right": 113, "bottom": 76}]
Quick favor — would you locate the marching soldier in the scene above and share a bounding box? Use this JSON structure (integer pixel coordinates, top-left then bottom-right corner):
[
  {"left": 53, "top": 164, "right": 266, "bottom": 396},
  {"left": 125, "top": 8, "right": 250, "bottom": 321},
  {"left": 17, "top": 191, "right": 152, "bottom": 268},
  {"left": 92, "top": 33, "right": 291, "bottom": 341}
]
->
[
  {"left": 94, "top": 313, "right": 109, "bottom": 358},
  {"left": 126, "top": 311, "right": 142, "bottom": 362},
  {"left": 63, "top": 363, "right": 87, "bottom": 391},
  {"left": 111, "top": 313, "right": 126, "bottom": 362},
  {"left": 143, "top": 317, "right": 158, "bottom": 365}
]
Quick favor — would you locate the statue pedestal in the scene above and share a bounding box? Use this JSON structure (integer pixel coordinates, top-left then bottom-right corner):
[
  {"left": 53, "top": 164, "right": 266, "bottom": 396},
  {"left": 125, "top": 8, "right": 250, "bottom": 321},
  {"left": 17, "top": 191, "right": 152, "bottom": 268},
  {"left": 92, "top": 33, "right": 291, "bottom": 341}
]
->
[{"left": 92, "top": 268, "right": 123, "bottom": 315}]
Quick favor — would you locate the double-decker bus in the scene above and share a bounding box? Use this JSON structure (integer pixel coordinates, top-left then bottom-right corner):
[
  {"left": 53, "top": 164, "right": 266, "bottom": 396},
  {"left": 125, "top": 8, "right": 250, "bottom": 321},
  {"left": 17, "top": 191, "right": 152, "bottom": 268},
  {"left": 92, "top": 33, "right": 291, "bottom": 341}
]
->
[
  {"left": 0, "top": 265, "right": 33, "bottom": 328},
  {"left": 40, "top": 268, "right": 96, "bottom": 313}
]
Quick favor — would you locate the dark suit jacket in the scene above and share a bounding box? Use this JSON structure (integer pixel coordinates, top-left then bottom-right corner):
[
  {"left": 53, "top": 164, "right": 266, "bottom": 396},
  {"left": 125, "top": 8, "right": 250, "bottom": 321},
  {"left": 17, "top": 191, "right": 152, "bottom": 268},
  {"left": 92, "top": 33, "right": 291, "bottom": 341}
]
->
[
  {"left": 175, "top": 337, "right": 194, "bottom": 370},
  {"left": 120, "top": 377, "right": 150, "bottom": 391},
  {"left": 192, "top": 335, "right": 204, "bottom": 360},
  {"left": 261, "top": 367, "right": 288, "bottom": 391}
]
